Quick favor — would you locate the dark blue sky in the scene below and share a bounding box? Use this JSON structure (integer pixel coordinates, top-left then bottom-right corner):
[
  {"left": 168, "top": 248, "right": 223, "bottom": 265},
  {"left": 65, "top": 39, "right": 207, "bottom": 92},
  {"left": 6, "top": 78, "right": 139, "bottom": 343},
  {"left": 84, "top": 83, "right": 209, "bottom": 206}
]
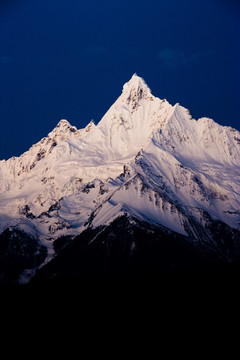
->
[{"left": 0, "top": 0, "right": 239, "bottom": 159}]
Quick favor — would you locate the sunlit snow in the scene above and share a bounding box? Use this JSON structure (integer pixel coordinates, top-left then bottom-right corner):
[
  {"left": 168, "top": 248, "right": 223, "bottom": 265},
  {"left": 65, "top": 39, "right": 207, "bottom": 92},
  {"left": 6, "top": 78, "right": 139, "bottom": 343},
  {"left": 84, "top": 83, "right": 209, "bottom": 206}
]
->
[{"left": 0, "top": 74, "right": 239, "bottom": 272}]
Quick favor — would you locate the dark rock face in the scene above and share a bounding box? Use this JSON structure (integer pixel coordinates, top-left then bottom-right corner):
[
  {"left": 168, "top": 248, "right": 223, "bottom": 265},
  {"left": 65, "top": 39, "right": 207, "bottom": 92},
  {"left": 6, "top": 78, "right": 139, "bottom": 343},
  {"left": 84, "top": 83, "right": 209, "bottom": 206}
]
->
[
  {"left": 0, "top": 229, "right": 47, "bottom": 284},
  {"left": 1, "top": 214, "right": 240, "bottom": 289},
  {"left": 30, "top": 215, "right": 224, "bottom": 284},
  {"left": 19, "top": 205, "right": 36, "bottom": 219}
]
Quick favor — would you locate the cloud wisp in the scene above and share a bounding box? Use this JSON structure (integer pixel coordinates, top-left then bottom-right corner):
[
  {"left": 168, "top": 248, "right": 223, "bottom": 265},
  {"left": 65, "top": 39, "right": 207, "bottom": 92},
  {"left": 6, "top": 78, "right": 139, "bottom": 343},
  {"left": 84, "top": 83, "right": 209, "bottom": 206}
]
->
[{"left": 158, "top": 49, "right": 200, "bottom": 70}]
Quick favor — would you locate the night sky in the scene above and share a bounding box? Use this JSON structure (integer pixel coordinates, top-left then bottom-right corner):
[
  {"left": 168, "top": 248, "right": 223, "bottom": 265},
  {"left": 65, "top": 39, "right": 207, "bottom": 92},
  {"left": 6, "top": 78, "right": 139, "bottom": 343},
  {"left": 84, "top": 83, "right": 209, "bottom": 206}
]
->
[{"left": 0, "top": 0, "right": 239, "bottom": 160}]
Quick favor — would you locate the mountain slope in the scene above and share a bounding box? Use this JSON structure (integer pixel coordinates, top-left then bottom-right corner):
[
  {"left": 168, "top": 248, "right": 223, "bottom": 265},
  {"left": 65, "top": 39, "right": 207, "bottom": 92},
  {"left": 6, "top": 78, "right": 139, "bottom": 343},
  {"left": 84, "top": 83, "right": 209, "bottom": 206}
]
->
[{"left": 0, "top": 74, "right": 240, "bottom": 284}]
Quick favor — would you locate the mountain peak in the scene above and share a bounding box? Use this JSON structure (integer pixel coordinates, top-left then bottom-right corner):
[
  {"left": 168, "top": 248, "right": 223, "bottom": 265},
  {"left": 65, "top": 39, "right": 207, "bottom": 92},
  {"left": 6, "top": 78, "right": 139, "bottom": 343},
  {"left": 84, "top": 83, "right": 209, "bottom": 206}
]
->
[
  {"left": 45, "top": 119, "right": 78, "bottom": 142},
  {"left": 125, "top": 73, "right": 146, "bottom": 86},
  {"left": 84, "top": 120, "right": 95, "bottom": 133},
  {"left": 121, "top": 74, "right": 153, "bottom": 109},
  {"left": 56, "top": 119, "right": 72, "bottom": 128},
  {"left": 53, "top": 119, "right": 78, "bottom": 133},
  {"left": 122, "top": 73, "right": 150, "bottom": 93}
]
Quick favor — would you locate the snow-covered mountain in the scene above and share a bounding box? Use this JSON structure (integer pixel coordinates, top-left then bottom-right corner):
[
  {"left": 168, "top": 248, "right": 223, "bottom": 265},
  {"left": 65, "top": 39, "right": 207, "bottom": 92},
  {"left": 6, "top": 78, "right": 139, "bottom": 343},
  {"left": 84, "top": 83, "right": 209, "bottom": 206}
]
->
[{"left": 0, "top": 74, "right": 240, "bottom": 284}]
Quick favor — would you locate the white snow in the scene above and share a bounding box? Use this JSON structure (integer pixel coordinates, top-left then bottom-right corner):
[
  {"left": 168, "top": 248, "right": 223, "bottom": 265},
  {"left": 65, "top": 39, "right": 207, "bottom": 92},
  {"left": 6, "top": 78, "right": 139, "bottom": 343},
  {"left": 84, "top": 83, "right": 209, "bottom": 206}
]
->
[{"left": 0, "top": 73, "right": 239, "bottom": 263}]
